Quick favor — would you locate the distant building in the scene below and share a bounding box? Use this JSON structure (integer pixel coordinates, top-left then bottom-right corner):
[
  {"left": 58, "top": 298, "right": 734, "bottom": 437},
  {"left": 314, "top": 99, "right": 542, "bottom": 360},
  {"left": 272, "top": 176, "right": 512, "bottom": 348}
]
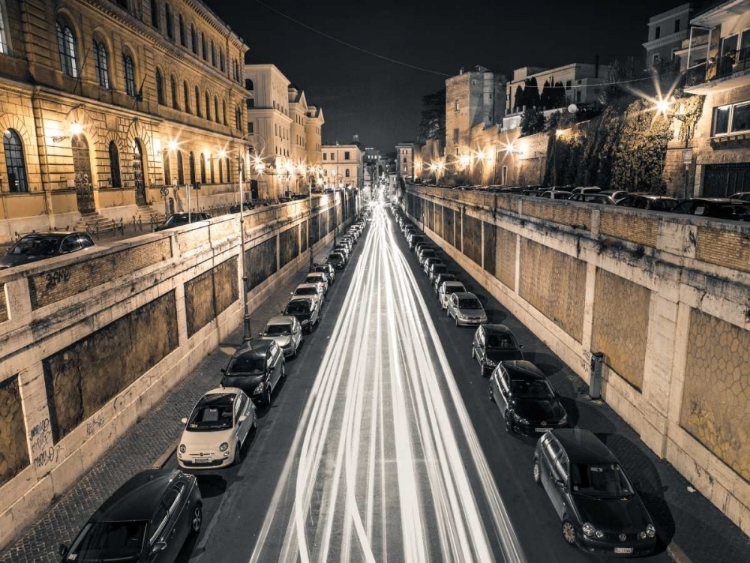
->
[
  {"left": 321, "top": 142, "right": 364, "bottom": 189},
  {"left": 395, "top": 142, "right": 417, "bottom": 178},
  {"left": 643, "top": 3, "right": 693, "bottom": 70}
]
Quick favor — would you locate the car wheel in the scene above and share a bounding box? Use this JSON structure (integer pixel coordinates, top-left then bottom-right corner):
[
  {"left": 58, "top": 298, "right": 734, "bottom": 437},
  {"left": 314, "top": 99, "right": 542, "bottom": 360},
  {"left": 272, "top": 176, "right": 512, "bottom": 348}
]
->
[
  {"left": 504, "top": 411, "right": 513, "bottom": 433},
  {"left": 265, "top": 386, "right": 272, "bottom": 406},
  {"left": 561, "top": 520, "right": 577, "bottom": 546},
  {"left": 191, "top": 504, "right": 203, "bottom": 535},
  {"left": 533, "top": 459, "right": 542, "bottom": 485}
]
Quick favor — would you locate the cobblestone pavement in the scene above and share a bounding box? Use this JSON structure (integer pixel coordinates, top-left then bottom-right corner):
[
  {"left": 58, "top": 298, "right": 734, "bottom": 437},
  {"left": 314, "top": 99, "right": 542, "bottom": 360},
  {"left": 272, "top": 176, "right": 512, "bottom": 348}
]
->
[{"left": 0, "top": 242, "right": 336, "bottom": 563}]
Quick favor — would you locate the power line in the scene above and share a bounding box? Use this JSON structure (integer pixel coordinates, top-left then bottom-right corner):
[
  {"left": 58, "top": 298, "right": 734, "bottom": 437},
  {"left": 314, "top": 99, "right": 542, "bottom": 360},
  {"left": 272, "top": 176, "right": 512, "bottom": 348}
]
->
[{"left": 254, "top": 0, "right": 451, "bottom": 77}]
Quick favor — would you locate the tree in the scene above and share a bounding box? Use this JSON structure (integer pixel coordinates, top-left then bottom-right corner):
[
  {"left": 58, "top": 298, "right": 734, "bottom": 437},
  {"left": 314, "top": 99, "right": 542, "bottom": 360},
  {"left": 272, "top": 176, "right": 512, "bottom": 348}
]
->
[
  {"left": 418, "top": 89, "right": 446, "bottom": 144},
  {"left": 552, "top": 81, "right": 567, "bottom": 109},
  {"left": 513, "top": 85, "right": 525, "bottom": 113},
  {"left": 540, "top": 80, "right": 552, "bottom": 109},
  {"left": 524, "top": 77, "right": 540, "bottom": 108},
  {"left": 521, "top": 107, "right": 545, "bottom": 136}
]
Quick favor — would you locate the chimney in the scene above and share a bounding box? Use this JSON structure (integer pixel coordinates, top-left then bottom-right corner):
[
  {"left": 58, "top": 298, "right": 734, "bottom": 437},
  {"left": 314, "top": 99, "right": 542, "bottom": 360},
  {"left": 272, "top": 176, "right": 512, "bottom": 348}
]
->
[
  {"left": 459, "top": 67, "right": 464, "bottom": 75},
  {"left": 595, "top": 55, "right": 599, "bottom": 78}
]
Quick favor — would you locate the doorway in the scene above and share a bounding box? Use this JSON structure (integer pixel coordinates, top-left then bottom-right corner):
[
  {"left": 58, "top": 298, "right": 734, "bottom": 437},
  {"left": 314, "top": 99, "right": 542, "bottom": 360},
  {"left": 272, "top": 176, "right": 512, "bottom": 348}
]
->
[
  {"left": 72, "top": 135, "right": 95, "bottom": 214},
  {"left": 133, "top": 139, "right": 147, "bottom": 206}
]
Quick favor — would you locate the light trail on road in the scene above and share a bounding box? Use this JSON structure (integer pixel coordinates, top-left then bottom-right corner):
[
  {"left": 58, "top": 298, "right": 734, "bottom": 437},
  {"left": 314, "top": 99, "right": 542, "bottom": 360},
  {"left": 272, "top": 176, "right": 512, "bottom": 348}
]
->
[{"left": 248, "top": 203, "right": 527, "bottom": 563}]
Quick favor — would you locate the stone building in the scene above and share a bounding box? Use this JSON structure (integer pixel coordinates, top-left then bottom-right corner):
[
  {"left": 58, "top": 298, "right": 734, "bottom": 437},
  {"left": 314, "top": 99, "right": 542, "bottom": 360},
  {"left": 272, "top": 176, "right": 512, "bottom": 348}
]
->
[
  {"left": 0, "top": 0, "right": 249, "bottom": 243},
  {"left": 395, "top": 142, "right": 416, "bottom": 179},
  {"left": 643, "top": 3, "right": 693, "bottom": 70},
  {"left": 244, "top": 64, "right": 324, "bottom": 197},
  {"left": 680, "top": 0, "right": 750, "bottom": 197},
  {"left": 321, "top": 142, "right": 363, "bottom": 189}
]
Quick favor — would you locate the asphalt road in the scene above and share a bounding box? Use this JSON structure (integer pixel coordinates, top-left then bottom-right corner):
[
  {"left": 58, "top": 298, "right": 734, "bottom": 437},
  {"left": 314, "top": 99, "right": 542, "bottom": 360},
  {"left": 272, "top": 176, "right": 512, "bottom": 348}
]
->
[{"left": 167, "top": 202, "right": 672, "bottom": 563}]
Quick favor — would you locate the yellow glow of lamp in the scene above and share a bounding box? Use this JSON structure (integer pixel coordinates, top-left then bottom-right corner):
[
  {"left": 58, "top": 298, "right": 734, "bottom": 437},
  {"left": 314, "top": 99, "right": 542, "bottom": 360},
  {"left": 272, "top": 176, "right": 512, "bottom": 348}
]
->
[
  {"left": 218, "top": 149, "right": 227, "bottom": 159},
  {"left": 69, "top": 122, "right": 83, "bottom": 136},
  {"left": 656, "top": 98, "right": 671, "bottom": 114},
  {"left": 168, "top": 140, "right": 179, "bottom": 151},
  {"left": 459, "top": 154, "right": 471, "bottom": 168}
]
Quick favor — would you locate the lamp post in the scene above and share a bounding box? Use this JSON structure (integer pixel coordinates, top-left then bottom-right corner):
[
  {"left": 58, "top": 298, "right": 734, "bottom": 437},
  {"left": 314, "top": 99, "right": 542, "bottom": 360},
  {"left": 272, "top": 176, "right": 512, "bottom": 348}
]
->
[{"left": 656, "top": 97, "right": 696, "bottom": 200}]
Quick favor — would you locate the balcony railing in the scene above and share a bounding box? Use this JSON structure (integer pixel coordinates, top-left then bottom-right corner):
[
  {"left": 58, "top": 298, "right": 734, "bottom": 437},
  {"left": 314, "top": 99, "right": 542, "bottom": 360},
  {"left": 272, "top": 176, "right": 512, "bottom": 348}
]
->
[{"left": 686, "top": 48, "right": 750, "bottom": 88}]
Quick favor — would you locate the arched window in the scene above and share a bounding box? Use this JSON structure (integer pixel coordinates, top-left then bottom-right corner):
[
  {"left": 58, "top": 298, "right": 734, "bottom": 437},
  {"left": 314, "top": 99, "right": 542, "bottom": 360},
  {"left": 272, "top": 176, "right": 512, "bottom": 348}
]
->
[
  {"left": 176, "top": 150, "right": 184, "bottom": 184},
  {"left": 211, "top": 39, "right": 215, "bottom": 66},
  {"left": 3, "top": 129, "right": 28, "bottom": 192},
  {"left": 188, "top": 151, "right": 196, "bottom": 185},
  {"left": 210, "top": 157, "right": 215, "bottom": 183},
  {"left": 191, "top": 25, "right": 197, "bottom": 55},
  {"left": 245, "top": 79, "right": 254, "bottom": 91},
  {"left": 201, "top": 32, "right": 207, "bottom": 60},
  {"left": 235, "top": 106, "right": 242, "bottom": 131},
  {"left": 214, "top": 96, "right": 219, "bottom": 123},
  {"left": 345, "top": 169, "right": 350, "bottom": 178},
  {"left": 0, "top": 0, "right": 8, "bottom": 54},
  {"left": 108, "top": 141, "right": 121, "bottom": 187},
  {"left": 219, "top": 49, "right": 225, "bottom": 72},
  {"left": 205, "top": 91, "right": 210, "bottom": 120},
  {"left": 199, "top": 153, "right": 206, "bottom": 184},
  {"left": 165, "top": 4, "right": 173, "bottom": 39},
  {"left": 178, "top": 14, "right": 185, "bottom": 47},
  {"left": 56, "top": 19, "right": 78, "bottom": 77},
  {"left": 225, "top": 158, "right": 231, "bottom": 183},
  {"left": 94, "top": 40, "right": 110, "bottom": 88},
  {"left": 219, "top": 157, "right": 224, "bottom": 183},
  {"left": 123, "top": 52, "right": 136, "bottom": 96},
  {"left": 183, "top": 81, "right": 190, "bottom": 113},
  {"left": 150, "top": 0, "right": 159, "bottom": 29},
  {"left": 156, "top": 69, "right": 165, "bottom": 104},
  {"left": 163, "top": 149, "right": 171, "bottom": 186},
  {"left": 171, "top": 75, "right": 179, "bottom": 109},
  {"left": 194, "top": 86, "right": 201, "bottom": 117},
  {"left": 222, "top": 100, "right": 227, "bottom": 125}
]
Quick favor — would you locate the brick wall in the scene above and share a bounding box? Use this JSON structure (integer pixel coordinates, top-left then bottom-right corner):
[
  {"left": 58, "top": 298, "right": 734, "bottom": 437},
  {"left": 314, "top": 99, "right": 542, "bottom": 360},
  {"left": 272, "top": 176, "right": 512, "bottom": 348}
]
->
[
  {"left": 523, "top": 199, "right": 590, "bottom": 229},
  {"left": 443, "top": 207, "right": 455, "bottom": 247},
  {"left": 493, "top": 226, "right": 517, "bottom": 290},
  {"left": 0, "top": 377, "right": 28, "bottom": 488},
  {"left": 433, "top": 204, "right": 443, "bottom": 238},
  {"left": 591, "top": 269, "right": 651, "bottom": 390},
  {"left": 599, "top": 210, "right": 658, "bottom": 248},
  {"left": 462, "top": 214, "right": 482, "bottom": 265},
  {"left": 696, "top": 226, "right": 750, "bottom": 273},
  {"left": 185, "top": 258, "right": 240, "bottom": 337},
  {"left": 279, "top": 225, "right": 300, "bottom": 268},
  {"left": 246, "top": 237, "right": 278, "bottom": 290},
  {"left": 42, "top": 292, "right": 179, "bottom": 443},
  {"left": 681, "top": 309, "right": 750, "bottom": 482},
  {"left": 28, "top": 239, "right": 172, "bottom": 310},
  {"left": 483, "top": 222, "right": 496, "bottom": 277}
]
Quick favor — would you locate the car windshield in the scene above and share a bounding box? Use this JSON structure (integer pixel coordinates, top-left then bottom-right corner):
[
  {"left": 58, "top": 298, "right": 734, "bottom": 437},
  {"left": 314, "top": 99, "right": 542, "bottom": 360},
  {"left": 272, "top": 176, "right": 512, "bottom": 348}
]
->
[
  {"left": 330, "top": 253, "right": 342, "bottom": 260},
  {"left": 188, "top": 400, "right": 234, "bottom": 430},
  {"left": 265, "top": 324, "right": 292, "bottom": 336},
  {"left": 445, "top": 285, "right": 463, "bottom": 294},
  {"left": 286, "top": 301, "right": 310, "bottom": 315},
  {"left": 458, "top": 298, "right": 482, "bottom": 309},
  {"left": 10, "top": 237, "right": 61, "bottom": 256},
  {"left": 67, "top": 520, "right": 147, "bottom": 562},
  {"left": 432, "top": 265, "right": 447, "bottom": 273},
  {"left": 511, "top": 379, "right": 554, "bottom": 399},
  {"left": 486, "top": 334, "right": 518, "bottom": 350},
  {"left": 227, "top": 356, "right": 265, "bottom": 375},
  {"left": 295, "top": 287, "right": 317, "bottom": 296},
  {"left": 570, "top": 463, "right": 634, "bottom": 498}
]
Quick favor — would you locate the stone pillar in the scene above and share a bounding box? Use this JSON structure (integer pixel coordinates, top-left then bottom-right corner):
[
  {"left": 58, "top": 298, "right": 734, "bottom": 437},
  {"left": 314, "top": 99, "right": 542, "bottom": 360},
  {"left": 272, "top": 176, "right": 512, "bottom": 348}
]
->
[{"left": 581, "top": 262, "right": 597, "bottom": 353}]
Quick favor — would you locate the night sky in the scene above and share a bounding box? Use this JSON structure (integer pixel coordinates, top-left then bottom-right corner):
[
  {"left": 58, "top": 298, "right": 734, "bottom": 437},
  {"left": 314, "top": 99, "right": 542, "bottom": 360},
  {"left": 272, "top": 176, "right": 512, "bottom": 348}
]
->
[{"left": 208, "top": 0, "right": 689, "bottom": 153}]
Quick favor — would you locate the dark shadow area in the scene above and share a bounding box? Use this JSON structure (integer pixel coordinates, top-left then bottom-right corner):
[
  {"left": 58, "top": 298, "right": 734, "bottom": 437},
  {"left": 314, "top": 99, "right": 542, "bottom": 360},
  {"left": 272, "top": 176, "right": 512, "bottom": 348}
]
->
[
  {"left": 557, "top": 397, "right": 580, "bottom": 428},
  {"left": 173, "top": 531, "right": 201, "bottom": 562},
  {"left": 196, "top": 474, "right": 228, "bottom": 498},
  {"left": 484, "top": 308, "right": 507, "bottom": 324},
  {"left": 573, "top": 399, "right": 618, "bottom": 434}
]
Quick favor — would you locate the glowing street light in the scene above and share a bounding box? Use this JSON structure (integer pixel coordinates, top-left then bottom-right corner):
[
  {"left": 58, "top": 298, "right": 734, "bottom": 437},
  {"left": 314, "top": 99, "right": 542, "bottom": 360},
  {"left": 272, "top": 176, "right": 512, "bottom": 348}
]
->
[
  {"left": 168, "top": 140, "right": 179, "bottom": 151},
  {"left": 69, "top": 122, "right": 83, "bottom": 136},
  {"left": 458, "top": 154, "right": 472, "bottom": 168},
  {"left": 655, "top": 98, "right": 671, "bottom": 115}
]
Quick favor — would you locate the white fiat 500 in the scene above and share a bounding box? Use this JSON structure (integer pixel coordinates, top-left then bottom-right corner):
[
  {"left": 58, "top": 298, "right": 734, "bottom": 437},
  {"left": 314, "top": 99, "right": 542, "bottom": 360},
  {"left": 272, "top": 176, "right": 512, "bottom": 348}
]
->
[{"left": 177, "top": 387, "right": 256, "bottom": 470}]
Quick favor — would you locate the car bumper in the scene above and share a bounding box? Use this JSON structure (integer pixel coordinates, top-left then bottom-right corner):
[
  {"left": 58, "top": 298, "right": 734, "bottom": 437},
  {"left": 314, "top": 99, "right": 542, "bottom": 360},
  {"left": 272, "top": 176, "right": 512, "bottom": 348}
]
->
[
  {"left": 281, "top": 345, "right": 295, "bottom": 357},
  {"left": 456, "top": 317, "right": 486, "bottom": 326},
  {"left": 178, "top": 454, "right": 232, "bottom": 470},
  {"left": 576, "top": 534, "right": 656, "bottom": 557},
  {"left": 511, "top": 420, "right": 567, "bottom": 436}
]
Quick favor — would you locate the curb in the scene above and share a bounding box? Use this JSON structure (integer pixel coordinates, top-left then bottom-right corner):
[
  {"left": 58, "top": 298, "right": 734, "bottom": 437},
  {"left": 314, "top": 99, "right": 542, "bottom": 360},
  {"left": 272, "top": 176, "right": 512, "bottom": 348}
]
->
[
  {"left": 667, "top": 543, "right": 692, "bottom": 563},
  {"left": 151, "top": 443, "right": 177, "bottom": 470}
]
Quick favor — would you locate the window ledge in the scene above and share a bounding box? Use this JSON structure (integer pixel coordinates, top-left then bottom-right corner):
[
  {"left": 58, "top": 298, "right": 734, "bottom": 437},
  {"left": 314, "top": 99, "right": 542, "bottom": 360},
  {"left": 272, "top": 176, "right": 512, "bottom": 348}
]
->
[{"left": 711, "top": 131, "right": 750, "bottom": 143}]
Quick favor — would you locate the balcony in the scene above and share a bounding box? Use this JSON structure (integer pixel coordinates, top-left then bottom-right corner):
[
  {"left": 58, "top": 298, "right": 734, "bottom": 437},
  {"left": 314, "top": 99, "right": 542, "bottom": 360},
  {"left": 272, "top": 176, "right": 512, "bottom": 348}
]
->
[{"left": 685, "top": 48, "right": 750, "bottom": 94}]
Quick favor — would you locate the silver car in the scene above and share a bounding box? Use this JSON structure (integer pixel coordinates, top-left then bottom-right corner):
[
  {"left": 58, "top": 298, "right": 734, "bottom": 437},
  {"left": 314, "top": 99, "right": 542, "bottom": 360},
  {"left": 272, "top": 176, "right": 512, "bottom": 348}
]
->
[
  {"left": 423, "top": 257, "right": 443, "bottom": 275},
  {"left": 417, "top": 247, "right": 437, "bottom": 265},
  {"left": 261, "top": 315, "right": 303, "bottom": 358},
  {"left": 304, "top": 272, "right": 329, "bottom": 295},
  {"left": 439, "top": 281, "right": 467, "bottom": 309},
  {"left": 447, "top": 292, "right": 487, "bottom": 326},
  {"left": 292, "top": 283, "right": 324, "bottom": 308}
]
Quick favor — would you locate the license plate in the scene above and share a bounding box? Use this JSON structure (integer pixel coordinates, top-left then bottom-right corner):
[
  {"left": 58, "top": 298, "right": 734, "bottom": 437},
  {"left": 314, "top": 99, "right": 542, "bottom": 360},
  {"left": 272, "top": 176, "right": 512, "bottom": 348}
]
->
[
  {"left": 193, "top": 458, "right": 211, "bottom": 464},
  {"left": 614, "top": 548, "right": 633, "bottom": 554},
  {"left": 535, "top": 428, "right": 550, "bottom": 433}
]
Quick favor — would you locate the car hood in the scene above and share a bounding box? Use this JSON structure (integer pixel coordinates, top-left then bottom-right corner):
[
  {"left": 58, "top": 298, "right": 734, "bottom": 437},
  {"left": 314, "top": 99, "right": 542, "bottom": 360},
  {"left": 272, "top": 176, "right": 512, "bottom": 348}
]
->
[
  {"left": 264, "top": 335, "right": 292, "bottom": 347},
  {"left": 486, "top": 349, "right": 524, "bottom": 363},
  {"left": 0, "top": 253, "right": 40, "bottom": 268},
  {"left": 458, "top": 307, "right": 485, "bottom": 316},
  {"left": 574, "top": 495, "right": 651, "bottom": 533},
  {"left": 181, "top": 427, "right": 235, "bottom": 450},
  {"left": 512, "top": 398, "right": 564, "bottom": 421},
  {"left": 221, "top": 373, "right": 264, "bottom": 388}
]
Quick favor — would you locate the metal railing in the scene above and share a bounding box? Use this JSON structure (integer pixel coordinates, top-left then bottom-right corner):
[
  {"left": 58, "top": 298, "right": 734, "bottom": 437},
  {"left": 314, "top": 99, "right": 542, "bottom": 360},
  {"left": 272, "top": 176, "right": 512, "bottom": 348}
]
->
[{"left": 685, "top": 48, "right": 750, "bottom": 87}]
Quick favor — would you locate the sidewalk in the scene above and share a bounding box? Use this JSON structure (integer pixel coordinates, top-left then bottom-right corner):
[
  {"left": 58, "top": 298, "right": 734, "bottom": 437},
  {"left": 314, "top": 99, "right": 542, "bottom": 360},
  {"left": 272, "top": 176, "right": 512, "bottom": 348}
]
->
[{"left": 0, "top": 241, "right": 336, "bottom": 563}]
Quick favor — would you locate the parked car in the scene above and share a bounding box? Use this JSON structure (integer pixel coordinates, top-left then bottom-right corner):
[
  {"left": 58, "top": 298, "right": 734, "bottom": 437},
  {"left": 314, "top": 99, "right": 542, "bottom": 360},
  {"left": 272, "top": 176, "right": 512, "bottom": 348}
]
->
[
  {"left": 428, "top": 262, "right": 449, "bottom": 284},
  {"left": 598, "top": 190, "right": 628, "bottom": 202},
  {"left": 417, "top": 247, "right": 437, "bottom": 264},
  {"left": 471, "top": 324, "right": 524, "bottom": 375},
  {"left": 310, "top": 263, "right": 335, "bottom": 285},
  {"left": 616, "top": 194, "right": 679, "bottom": 212},
  {"left": 292, "top": 283, "right": 324, "bottom": 308},
  {"left": 423, "top": 257, "right": 443, "bottom": 275},
  {"left": 408, "top": 234, "right": 425, "bottom": 249},
  {"left": 260, "top": 315, "right": 303, "bottom": 358},
  {"left": 447, "top": 292, "right": 487, "bottom": 326},
  {"left": 283, "top": 296, "right": 320, "bottom": 332},
  {"left": 414, "top": 241, "right": 435, "bottom": 255},
  {"left": 154, "top": 212, "right": 211, "bottom": 232},
  {"left": 729, "top": 192, "right": 750, "bottom": 202},
  {"left": 540, "top": 190, "right": 572, "bottom": 200},
  {"left": 434, "top": 273, "right": 459, "bottom": 295},
  {"left": 673, "top": 198, "right": 750, "bottom": 221},
  {"left": 0, "top": 232, "right": 95, "bottom": 270},
  {"left": 439, "top": 280, "right": 466, "bottom": 308},
  {"left": 59, "top": 469, "right": 202, "bottom": 563},
  {"left": 220, "top": 340, "right": 285, "bottom": 405},
  {"left": 489, "top": 360, "right": 567, "bottom": 434},
  {"left": 570, "top": 187, "right": 601, "bottom": 196},
  {"left": 533, "top": 429, "right": 657, "bottom": 556},
  {"left": 304, "top": 272, "right": 329, "bottom": 295},
  {"left": 177, "top": 388, "right": 257, "bottom": 469},
  {"left": 229, "top": 202, "right": 255, "bottom": 213},
  {"left": 328, "top": 252, "right": 346, "bottom": 270}
]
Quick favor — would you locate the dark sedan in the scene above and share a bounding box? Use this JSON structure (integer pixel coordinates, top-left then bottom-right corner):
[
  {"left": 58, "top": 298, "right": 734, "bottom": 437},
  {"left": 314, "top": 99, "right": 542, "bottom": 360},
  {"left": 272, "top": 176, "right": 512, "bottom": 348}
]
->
[
  {"left": 673, "top": 198, "right": 750, "bottom": 221},
  {"left": 533, "top": 429, "right": 656, "bottom": 556},
  {"left": 472, "top": 324, "right": 524, "bottom": 375},
  {"left": 154, "top": 212, "right": 211, "bottom": 232},
  {"left": 489, "top": 360, "right": 567, "bottom": 433},
  {"left": 428, "top": 262, "right": 449, "bottom": 284},
  {"left": 433, "top": 272, "right": 458, "bottom": 294},
  {"left": 283, "top": 296, "right": 320, "bottom": 332},
  {"left": 0, "top": 232, "right": 95, "bottom": 270},
  {"left": 616, "top": 194, "right": 678, "bottom": 212},
  {"left": 310, "top": 263, "right": 335, "bottom": 284},
  {"left": 59, "top": 469, "right": 201, "bottom": 563},
  {"left": 328, "top": 252, "right": 346, "bottom": 269},
  {"left": 220, "top": 340, "right": 285, "bottom": 405}
]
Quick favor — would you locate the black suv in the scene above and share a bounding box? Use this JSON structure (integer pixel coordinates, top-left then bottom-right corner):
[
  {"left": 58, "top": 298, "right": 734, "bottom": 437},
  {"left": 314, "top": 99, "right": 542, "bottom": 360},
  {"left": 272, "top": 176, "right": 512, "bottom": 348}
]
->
[
  {"left": 0, "top": 232, "right": 95, "bottom": 270},
  {"left": 221, "top": 340, "right": 285, "bottom": 405}
]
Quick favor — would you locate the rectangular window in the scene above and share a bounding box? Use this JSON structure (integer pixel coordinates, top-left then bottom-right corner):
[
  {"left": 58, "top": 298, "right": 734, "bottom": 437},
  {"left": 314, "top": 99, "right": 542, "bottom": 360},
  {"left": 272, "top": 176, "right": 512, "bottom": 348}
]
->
[
  {"left": 731, "top": 103, "right": 750, "bottom": 133},
  {"left": 655, "top": 26, "right": 661, "bottom": 40},
  {"left": 247, "top": 122, "right": 254, "bottom": 134},
  {"left": 455, "top": 99, "right": 460, "bottom": 111},
  {"left": 323, "top": 153, "right": 327, "bottom": 161},
  {"left": 713, "top": 105, "right": 731, "bottom": 136},
  {"left": 453, "top": 128, "right": 459, "bottom": 143},
  {"left": 344, "top": 151, "right": 350, "bottom": 160},
  {"left": 741, "top": 29, "right": 750, "bottom": 59},
  {"left": 674, "top": 20, "right": 680, "bottom": 33},
  {"left": 345, "top": 169, "right": 350, "bottom": 177}
]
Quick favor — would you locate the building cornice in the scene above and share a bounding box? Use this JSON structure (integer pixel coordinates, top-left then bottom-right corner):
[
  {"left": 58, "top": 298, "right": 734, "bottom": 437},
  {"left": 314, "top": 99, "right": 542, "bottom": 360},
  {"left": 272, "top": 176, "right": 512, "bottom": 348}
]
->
[{"left": 643, "top": 30, "right": 689, "bottom": 50}]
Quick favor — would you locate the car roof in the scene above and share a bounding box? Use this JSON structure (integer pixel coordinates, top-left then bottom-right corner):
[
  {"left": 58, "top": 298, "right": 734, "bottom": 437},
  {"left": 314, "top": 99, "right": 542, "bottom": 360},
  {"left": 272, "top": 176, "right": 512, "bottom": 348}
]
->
[
  {"left": 196, "top": 391, "right": 236, "bottom": 408},
  {"left": 454, "top": 292, "right": 478, "bottom": 299},
  {"left": 296, "top": 283, "right": 318, "bottom": 289},
  {"left": 287, "top": 296, "right": 314, "bottom": 305},
  {"left": 483, "top": 324, "right": 514, "bottom": 336},
  {"left": 233, "top": 339, "right": 272, "bottom": 358},
  {"left": 444, "top": 280, "right": 464, "bottom": 286},
  {"left": 266, "top": 315, "right": 295, "bottom": 325},
  {"left": 550, "top": 429, "right": 618, "bottom": 464},
  {"left": 94, "top": 469, "right": 181, "bottom": 522},
  {"left": 306, "top": 272, "right": 325, "bottom": 277},
  {"left": 502, "top": 360, "right": 545, "bottom": 379},
  {"left": 17, "top": 232, "right": 76, "bottom": 240}
]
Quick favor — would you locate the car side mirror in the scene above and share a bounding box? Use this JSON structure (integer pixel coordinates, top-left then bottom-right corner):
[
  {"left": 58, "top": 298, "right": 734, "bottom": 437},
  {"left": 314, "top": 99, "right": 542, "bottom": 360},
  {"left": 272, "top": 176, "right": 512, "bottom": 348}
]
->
[
  {"left": 151, "top": 541, "right": 168, "bottom": 554},
  {"left": 59, "top": 544, "right": 68, "bottom": 557},
  {"left": 554, "top": 479, "right": 566, "bottom": 490},
  {"left": 220, "top": 368, "right": 226, "bottom": 374},
  {"left": 238, "top": 414, "right": 247, "bottom": 422},
  {"left": 181, "top": 417, "right": 188, "bottom": 424},
  {"left": 519, "top": 344, "right": 524, "bottom": 349}
]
